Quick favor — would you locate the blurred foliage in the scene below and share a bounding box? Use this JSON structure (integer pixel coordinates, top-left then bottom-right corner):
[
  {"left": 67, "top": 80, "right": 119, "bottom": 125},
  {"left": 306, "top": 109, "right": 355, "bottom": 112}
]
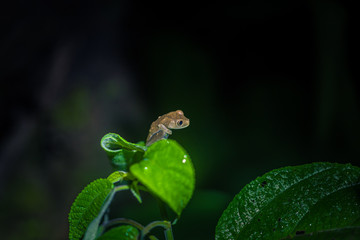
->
[{"left": 52, "top": 88, "right": 91, "bottom": 130}]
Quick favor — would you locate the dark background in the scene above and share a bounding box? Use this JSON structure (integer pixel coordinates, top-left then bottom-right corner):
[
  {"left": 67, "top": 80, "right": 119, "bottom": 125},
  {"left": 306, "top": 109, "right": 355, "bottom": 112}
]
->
[{"left": 0, "top": 1, "right": 359, "bottom": 239}]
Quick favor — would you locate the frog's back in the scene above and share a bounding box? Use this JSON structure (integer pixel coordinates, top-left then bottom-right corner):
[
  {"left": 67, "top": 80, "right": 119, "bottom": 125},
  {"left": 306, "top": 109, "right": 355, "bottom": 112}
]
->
[{"left": 147, "top": 115, "right": 164, "bottom": 141}]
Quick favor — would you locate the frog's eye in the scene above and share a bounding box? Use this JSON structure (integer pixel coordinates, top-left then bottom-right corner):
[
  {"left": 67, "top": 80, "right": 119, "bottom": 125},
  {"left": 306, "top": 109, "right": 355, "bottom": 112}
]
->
[{"left": 177, "top": 120, "right": 183, "bottom": 126}]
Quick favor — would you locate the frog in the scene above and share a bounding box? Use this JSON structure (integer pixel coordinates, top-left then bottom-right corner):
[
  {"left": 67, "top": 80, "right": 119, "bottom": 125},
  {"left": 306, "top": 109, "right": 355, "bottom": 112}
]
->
[{"left": 146, "top": 110, "right": 190, "bottom": 146}]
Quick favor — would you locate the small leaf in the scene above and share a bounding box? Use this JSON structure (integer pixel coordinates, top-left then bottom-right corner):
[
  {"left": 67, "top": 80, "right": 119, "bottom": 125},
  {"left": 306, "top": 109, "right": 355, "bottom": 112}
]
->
[
  {"left": 101, "top": 133, "right": 146, "bottom": 154},
  {"left": 101, "top": 134, "right": 146, "bottom": 171},
  {"left": 130, "top": 139, "right": 195, "bottom": 216},
  {"left": 110, "top": 149, "right": 144, "bottom": 171},
  {"left": 109, "top": 151, "right": 128, "bottom": 170},
  {"left": 107, "top": 171, "right": 126, "bottom": 184},
  {"left": 215, "top": 162, "right": 360, "bottom": 240},
  {"left": 130, "top": 181, "right": 142, "bottom": 203},
  {"left": 97, "top": 225, "right": 139, "bottom": 240},
  {"left": 69, "top": 179, "right": 114, "bottom": 240}
]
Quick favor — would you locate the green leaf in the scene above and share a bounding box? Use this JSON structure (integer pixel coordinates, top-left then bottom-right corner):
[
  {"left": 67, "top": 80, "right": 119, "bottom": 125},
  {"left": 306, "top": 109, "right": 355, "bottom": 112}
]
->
[
  {"left": 69, "top": 179, "right": 114, "bottom": 240},
  {"left": 97, "top": 225, "right": 139, "bottom": 240},
  {"left": 101, "top": 134, "right": 146, "bottom": 171},
  {"left": 107, "top": 171, "right": 126, "bottom": 184},
  {"left": 110, "top": 149, "right": 144, "bottom": 171},
  {"left": 101, "top": 133, "right": 146, "bottom": 154},
  {"left": 215, "top": 162, "right": 360, "bottom": 240},
  {"left": 83, "top": 189, "right": 116, "bottom": 240},
  {"left": 130, "top": 181, "right": 142, "bottom": 203},
  {"left": 130, "top": 139, "right": 195, "bottom": 216}
]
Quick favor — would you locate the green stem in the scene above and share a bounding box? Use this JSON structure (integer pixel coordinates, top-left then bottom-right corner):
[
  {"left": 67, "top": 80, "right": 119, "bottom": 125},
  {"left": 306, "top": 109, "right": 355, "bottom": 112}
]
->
[
  {"left": 103, "top": 218, "right": 144, "bottom": 231},
  {"left": 164, "top": 226, "right": 174, "bottom": 240},
  {"left": 101, "top": 218, "right": 159, "bottom": 240},
  {"left": 114, "top": 185, "right": 130, "bottom": 192},
  {"left": 115, "top": 183, "right": 149, "bottom": 192},
  {"left": 111, "top": 184, "right": 167, "bottom": 239},
  {"left": 141, "top": 221, "right": 173, "bottom": 240}
]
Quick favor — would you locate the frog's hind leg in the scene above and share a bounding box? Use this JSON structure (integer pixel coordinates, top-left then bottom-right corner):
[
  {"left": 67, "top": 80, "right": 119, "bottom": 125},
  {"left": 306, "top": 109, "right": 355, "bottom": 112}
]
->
[{"left": 146, "top": 130, "right": 169, "bottom": 146}]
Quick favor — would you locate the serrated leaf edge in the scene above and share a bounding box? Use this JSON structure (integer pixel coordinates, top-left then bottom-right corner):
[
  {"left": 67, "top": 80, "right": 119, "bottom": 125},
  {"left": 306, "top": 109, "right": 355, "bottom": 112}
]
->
[{"left": 69, "top": 179, "right": 113, "bottom": 240}]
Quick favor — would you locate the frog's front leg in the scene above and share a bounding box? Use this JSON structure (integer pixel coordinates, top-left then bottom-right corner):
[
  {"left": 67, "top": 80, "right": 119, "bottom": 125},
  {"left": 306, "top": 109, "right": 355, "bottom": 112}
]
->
[{"left": 158, "top": 124, "right": 172, "bottom": 135}]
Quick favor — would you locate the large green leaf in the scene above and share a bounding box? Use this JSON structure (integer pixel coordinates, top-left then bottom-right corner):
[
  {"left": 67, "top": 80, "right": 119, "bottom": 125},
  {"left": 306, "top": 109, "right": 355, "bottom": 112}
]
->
[
  {"left": 215, "top": 162, "right": 360, "bottom": 240},
  {"left": 69, "top": 179, "right": 114, "bottom": 240},
  {"left": 97, "top": 225, "right": 139, "bottom": 240},
  {"left": 130, "top": 139, "right": 195, "bottom": 216}
]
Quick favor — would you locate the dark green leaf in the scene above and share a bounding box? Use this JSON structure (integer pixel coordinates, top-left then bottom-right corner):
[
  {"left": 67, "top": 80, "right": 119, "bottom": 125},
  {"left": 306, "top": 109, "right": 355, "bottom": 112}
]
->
[
  {"left": 69, "top": 179, "right": 114, "bottom": 240},
  {"left": 109, "top": 150, "right": 127, "bottom": 170},
  {"left": 110, "top": 149, "right": 144, "bottom": 171},
  {"left": 130, "top": 139, "right": 195, "bottom": 216},
  {"left": 215, "top": 162, "right": 360, "bottom": 240},
  {"left": 97, "top": 225, "right": 139, "bottom": 240}
]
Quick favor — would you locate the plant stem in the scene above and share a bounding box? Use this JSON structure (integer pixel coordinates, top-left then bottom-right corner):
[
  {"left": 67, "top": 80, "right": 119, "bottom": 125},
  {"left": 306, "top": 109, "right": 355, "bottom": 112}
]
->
[
  {"left": 114, "top": 183, "right": 148, "bottom": 192},
  {"left": 111, "top": 184, "right": 166, "bottom": 239},
  {"left": 102, "top": 218, "right": 159, "bottom": 240},
  {"left": 114, "top": 185, "right": 130, "bottom": 192},
  {"left": 141, "top": 221, "right": 173, "bottom": 240},
  {"left": 103, "top": 217, "right": 144, "bottom": 231},
  {"left": 164, "top": 226, "right": 174, "bottom": 240}
]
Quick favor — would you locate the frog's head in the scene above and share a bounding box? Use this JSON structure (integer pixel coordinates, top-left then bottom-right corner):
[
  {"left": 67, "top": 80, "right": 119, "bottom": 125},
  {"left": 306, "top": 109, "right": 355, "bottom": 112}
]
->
[{"left": 169, "top": 110, "right": 190, "bottom": 129}]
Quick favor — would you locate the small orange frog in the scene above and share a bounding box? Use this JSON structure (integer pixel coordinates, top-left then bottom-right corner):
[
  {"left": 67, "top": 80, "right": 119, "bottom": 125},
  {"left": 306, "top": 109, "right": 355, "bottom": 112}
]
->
[{"left": 146, "top": 110, "right": 190, "bottom": 146}]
